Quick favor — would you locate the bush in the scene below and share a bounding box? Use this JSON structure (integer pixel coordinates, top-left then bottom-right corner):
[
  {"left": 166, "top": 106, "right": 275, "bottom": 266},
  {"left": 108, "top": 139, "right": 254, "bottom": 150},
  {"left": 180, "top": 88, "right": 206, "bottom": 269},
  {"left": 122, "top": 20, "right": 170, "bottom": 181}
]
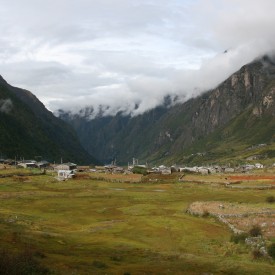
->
[
  {"left": 132, "top": 166, "right": 148, "bottom": 175},
  {"left": 267, "top": 243, "right": 275, "bottom": 259},
  {"left": 230, "top": 233, "right": 249, "bottom": 244},
  {"left": 252, "top": 249, "right": 263, "bottom": 260},
  {"left": 92, "top": 260, "right": 107, "bottom": 269},
  {"left": 0, "top": 248, "right": 49, "bottom": 275},
  {"left": 266, "top": 196, "right": 275, "bottom": 203},
  {"left": 110, "top": 255, "right": 122, "bottom": 262},
  {"left": 249, "top": 225, "right": 262, "bottom": 237},
  {"left": 202, "top": 210, "right": 210, "bottom": 217}
]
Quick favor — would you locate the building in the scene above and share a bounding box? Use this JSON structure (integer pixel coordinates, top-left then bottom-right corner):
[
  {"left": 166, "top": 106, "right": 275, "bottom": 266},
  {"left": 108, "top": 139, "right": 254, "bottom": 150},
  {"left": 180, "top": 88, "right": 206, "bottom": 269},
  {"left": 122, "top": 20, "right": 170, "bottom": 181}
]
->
[
  {"left": 255, "top": 163, "right": 264, "bottom": 169},
  {"left": 224, "top": 167, "right": 235, "bottom": 173},
  {"left": 56, "top": 170, "right": 75, "bottom": 181},
  {"left": 37, "top": 161, "right": 50, "bottom": 169},
  {"left": 77, "top": 166, "right": 90, "bottom": 172},
  {"left": 18, "top": 160, "right": 37, "bottom": 168},
  {"left": 158, "top": 165, "right": 172, "bottom": 175},
  {"left": 54, "top": 162, "right": 77, "bottom": 171}
]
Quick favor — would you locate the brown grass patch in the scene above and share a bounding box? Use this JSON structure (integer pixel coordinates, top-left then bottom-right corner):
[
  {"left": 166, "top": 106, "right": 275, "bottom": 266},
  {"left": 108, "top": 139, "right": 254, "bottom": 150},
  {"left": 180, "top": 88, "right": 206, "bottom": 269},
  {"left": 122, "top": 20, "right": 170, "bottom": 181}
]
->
[
  {"left": 74, "top": 173, "right": 91, "bottom": 180},
  {"left": 226, "top": 214, "right": 275, "bottom": 237},
  {"left": 88, "top": 172, "right": 142, "bottom": 182},
  {"left": 187, "top": 201, "right": 265, "bottom": 216},
  {"left": 187, "top": 201, "right": 275, "bottom": 237},
  {"left": 12, "top": 176, "right": 30, "bottom": 182},
  {"left": 228, "top": 175, "right": 275, "bottom": 181}
]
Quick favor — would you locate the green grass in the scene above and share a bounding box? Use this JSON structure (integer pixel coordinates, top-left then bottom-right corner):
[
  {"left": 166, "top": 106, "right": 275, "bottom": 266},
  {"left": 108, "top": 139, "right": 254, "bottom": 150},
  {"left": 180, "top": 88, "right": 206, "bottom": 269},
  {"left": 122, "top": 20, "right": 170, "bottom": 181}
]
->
[
  {"left": 170, "top": 106, "right": 275, "bottom": 166},
  {"left": 0, "top": 172, "right": 275, "bottom": 274}
]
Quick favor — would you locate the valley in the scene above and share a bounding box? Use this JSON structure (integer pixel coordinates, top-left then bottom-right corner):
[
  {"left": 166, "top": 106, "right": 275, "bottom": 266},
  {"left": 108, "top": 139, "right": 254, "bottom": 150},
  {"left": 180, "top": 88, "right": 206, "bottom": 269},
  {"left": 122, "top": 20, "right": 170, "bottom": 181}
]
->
[
  {"left": 0, "top": 168, "right": 275, "bottom": 274},
  {"left": 1, "top": 1, "right": 275, "bottom": 274}
]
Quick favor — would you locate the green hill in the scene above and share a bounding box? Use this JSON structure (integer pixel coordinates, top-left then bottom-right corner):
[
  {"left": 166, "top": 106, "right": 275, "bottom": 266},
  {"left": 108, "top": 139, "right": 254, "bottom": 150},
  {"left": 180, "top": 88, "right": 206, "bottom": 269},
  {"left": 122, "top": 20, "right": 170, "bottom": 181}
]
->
[{"left": 0, "top": 75, "right": 98, "bottom": 164}]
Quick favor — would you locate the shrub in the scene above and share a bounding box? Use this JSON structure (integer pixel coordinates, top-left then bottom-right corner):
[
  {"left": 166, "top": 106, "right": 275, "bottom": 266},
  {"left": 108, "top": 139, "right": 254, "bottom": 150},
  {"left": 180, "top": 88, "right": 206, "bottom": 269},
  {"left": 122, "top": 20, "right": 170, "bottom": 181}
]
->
[
  {"left": 202, "top": 210, "right": 210, "bottom": 217},
  {"left": 0, "top": 248, "right": 49, "bottom": 275},
  {"left": 230, "top": 233, "right": 249, "bottom": 244},
  {"left": 132, "top": 166, "right": 148, "bottom": 175},
  {"left": 249, "top": 225, "right": 262, "bottom": 237},
  {"left": 252, "top": 249, "right": 263, "bottom": 260},
  {"left": 267, "top": 243, "right": 275, "bottom": 259},
  {"left": 92, "top": 260, "right": 107, "bottom": 269},
  {"left": 266, "top": 196, "right": 275, "bottom": 203},
  {"left": 110, "top": 255, "right": 122, "bottom": 262}
]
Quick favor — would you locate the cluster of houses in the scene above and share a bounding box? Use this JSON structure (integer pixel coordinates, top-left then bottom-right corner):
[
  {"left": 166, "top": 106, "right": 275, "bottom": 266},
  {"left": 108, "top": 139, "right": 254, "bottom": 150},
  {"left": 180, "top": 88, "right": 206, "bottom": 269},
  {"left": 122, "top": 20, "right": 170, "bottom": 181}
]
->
[
  {"left": 0, "top": 159, "right": 78, "bottom": 181},
  {"left": 0, "top": 159, "right": 78, "bottom": 170},
  {"left": 1, "top": 157, "right": 273, "bottom": 181},
  {"left": 0, "top": 159, "right": 51, "bottom": 169},
  {"left": 91, "top": 162, "right": 269, "bottom": 176},
  {"left": 175, "top": 164, "right": 265, "bottom": 175},
  {"left": 95, "top": 162, "right": 270, "bottom": 176}
]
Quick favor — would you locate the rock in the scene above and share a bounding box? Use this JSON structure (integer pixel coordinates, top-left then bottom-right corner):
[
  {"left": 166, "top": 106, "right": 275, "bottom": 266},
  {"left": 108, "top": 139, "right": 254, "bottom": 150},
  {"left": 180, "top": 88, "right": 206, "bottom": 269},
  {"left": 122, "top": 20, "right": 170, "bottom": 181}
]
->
[
  {"left": 259, "top": 246, "right": 268, "bottom": 256},
  {"left": 261, "top": 222, "right": 267, "bottom": 227}
]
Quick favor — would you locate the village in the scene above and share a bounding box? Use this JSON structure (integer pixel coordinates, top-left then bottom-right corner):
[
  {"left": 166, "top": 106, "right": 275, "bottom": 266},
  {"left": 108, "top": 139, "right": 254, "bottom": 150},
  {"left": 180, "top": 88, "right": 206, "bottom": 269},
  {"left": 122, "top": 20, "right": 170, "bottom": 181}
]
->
[{"left": 0, "top": 157, "right": 274, "bottom": 181}]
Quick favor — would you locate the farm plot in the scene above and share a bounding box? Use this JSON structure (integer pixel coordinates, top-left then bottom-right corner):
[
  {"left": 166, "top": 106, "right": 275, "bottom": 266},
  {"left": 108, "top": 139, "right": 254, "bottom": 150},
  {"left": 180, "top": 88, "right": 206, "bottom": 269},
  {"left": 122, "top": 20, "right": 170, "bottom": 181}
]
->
[{"left": 187, "top": 201, "right": 275, "bottom": 237}]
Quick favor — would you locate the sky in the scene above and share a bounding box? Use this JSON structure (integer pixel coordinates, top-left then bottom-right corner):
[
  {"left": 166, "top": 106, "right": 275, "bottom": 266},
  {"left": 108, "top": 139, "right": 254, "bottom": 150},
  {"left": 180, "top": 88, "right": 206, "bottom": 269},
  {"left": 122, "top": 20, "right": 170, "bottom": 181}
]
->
[{"left": 0, "top": 0, "right": 275, "bottom": 117}]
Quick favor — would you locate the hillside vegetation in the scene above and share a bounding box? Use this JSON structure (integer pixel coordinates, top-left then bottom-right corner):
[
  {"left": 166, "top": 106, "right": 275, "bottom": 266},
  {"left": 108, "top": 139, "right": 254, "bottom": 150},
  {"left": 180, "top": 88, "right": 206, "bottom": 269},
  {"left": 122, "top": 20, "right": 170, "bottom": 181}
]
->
[{"left": 0, "top": 76, "right": 97, "bottom": 164}]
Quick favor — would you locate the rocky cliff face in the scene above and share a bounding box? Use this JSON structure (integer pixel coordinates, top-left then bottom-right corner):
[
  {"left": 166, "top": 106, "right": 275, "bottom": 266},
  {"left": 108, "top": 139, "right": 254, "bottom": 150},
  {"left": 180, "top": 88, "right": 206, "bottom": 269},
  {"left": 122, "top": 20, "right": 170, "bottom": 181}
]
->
[{"left": 59, "top": 56, "right": 275, "bottom": 164}]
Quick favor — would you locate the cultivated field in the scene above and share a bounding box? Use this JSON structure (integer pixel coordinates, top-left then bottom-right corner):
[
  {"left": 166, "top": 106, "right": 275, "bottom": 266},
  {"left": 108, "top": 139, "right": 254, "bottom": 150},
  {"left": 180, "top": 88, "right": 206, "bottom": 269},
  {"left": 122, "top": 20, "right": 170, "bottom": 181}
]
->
[{"left": 0, "top": 168, "right": 275, "bottom": 274}]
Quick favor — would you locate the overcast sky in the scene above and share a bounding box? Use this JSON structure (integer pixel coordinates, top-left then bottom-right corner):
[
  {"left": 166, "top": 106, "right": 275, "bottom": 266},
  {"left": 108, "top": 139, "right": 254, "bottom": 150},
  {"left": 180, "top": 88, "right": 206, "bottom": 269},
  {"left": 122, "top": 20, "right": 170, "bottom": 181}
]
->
[{"left": 0, "top": 0, "right": 275, "bottom": 117}]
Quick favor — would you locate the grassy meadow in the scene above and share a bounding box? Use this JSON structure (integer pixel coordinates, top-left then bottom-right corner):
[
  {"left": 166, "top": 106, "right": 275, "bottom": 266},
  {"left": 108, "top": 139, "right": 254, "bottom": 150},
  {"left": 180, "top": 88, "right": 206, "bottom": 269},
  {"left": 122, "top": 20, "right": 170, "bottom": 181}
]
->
[{"left": 0, "top": 168, "right": 275, "bottom": 274}]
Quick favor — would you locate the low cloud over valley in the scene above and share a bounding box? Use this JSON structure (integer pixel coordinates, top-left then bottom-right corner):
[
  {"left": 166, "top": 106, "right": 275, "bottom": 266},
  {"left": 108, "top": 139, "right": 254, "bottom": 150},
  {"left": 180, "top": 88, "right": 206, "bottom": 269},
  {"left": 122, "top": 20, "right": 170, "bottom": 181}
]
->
[{"left": 0, "top": 0, "right": 275, "bottom": 117}]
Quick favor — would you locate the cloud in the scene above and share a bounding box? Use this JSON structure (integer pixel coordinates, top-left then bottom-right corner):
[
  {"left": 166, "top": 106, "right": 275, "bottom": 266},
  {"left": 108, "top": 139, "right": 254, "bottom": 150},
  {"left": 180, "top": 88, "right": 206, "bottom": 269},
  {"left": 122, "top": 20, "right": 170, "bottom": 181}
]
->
[
  {"left": 0, "top": 99, "right": 13, "bottom": 114},
  {"left": 0, "top": 0, "right": 275, "bottom": 118}
]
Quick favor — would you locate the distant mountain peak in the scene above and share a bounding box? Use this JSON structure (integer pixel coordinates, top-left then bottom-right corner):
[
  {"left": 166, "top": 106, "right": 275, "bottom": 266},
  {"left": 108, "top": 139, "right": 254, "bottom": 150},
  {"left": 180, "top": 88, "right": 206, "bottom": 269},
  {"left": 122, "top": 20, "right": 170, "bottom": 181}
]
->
[{"left": 0, "top": 75, "right": 8, "bottom": 85}]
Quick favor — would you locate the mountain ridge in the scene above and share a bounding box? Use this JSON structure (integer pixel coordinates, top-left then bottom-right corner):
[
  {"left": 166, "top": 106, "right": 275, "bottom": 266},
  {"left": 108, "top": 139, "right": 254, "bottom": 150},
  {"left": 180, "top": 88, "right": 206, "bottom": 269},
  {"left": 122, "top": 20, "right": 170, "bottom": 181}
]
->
[
  {"left": 0, "top": 76, "right": 98, "bottom": 164},
  {"left": 59, "top": 56, "right": 275, "bottom": 165}
]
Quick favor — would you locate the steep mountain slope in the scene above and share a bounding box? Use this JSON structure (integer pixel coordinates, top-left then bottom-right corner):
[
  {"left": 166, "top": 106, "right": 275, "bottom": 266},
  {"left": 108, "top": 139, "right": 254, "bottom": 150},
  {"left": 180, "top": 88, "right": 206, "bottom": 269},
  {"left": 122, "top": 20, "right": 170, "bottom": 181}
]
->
[
  {"left": 59, "top": 56, "right": 275, "bottom": 165},
  {"left": 58, "top": 104, "right": 170, "bottom": 164},
  {"left": 0, "top": 76, "right": 97, "bottom": 164}
]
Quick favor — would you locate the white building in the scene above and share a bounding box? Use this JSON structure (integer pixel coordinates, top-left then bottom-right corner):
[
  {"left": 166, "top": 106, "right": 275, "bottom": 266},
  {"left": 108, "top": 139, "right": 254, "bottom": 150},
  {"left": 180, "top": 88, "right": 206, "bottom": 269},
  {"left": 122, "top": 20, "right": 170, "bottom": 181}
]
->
[
  {"left": 56, "top": 170, "right": 75, "bottom": 181},
  {"left": 255, "top": 163, "right": 264, "bottom": 169}
]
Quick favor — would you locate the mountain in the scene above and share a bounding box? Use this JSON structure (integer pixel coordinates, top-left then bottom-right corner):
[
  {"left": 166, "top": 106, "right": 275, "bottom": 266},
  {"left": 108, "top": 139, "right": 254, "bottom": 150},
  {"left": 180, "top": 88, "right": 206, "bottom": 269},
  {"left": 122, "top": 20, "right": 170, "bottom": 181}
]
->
[
  {"left": 0, "top": 76, "right": 98, "bottom": 164},
  {"left": 59, "top": 56, "right": 275, "bottom": 165}
]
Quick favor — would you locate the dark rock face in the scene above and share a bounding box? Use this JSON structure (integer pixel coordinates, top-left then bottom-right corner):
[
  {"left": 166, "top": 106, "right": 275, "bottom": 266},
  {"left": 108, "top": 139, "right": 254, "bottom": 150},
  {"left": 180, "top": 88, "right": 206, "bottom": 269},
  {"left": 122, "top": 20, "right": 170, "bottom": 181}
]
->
[{"left": 60, "top": 57, "right": 275, "bottom": 164}]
